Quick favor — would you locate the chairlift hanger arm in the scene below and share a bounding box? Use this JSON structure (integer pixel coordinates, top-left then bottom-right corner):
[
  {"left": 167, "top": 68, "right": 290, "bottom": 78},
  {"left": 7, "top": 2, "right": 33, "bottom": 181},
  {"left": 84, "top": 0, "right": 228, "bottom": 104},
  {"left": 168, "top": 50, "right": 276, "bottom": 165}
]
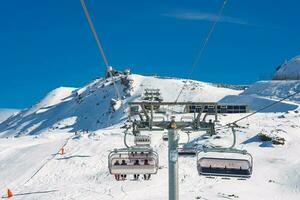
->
[
  {"left": 123, "top": 130, "right": 130, "bottom": 148},
  {"left": 178, "top": 131, "right": 191, "bottom": 146}
]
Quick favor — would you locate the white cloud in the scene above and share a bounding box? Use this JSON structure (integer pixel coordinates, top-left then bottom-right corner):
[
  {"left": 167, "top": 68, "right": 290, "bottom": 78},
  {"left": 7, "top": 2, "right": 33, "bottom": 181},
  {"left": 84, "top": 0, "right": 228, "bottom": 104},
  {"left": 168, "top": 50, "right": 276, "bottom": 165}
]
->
[{"left": 164, "top": 11, "right": 248, "bottom": 25}]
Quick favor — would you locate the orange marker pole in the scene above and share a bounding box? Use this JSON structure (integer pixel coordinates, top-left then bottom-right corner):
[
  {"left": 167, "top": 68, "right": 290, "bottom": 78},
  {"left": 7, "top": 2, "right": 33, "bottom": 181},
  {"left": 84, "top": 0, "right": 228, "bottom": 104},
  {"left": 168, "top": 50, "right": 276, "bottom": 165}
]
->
[
  {"left": 7, "top": 189, "right": 13, "bottom": 198},
  {"left": 60, "top": 148, "right": 65, "bottom": 155}
]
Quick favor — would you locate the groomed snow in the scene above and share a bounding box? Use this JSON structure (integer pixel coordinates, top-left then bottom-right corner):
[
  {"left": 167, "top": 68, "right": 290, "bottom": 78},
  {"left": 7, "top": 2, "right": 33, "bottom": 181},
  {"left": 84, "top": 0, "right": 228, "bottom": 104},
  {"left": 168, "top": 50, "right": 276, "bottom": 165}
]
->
[{"left": 1, "top": 111, "right": 300, "bottom": 199}]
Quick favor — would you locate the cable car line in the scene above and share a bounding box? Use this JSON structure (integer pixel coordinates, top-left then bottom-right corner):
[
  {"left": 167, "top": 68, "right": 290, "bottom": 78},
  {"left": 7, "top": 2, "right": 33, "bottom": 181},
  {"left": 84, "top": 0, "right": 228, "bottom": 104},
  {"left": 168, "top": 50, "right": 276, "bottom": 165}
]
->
[
  {"left": 175, "top": 0, "right": 229, "bottom": 102},
  {"left": 80, "top": 0, "right": 121, "bottom": 100}
]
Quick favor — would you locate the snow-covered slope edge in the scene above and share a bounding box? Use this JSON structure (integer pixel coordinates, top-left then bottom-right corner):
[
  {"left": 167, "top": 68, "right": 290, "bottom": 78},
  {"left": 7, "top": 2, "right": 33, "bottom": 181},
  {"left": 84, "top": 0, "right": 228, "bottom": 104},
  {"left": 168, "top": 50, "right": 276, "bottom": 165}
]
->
[
  {"left": 0, "top": 109, "right": 20, "bottom": 123},
  {"left": 219, "top": 80, "right": 300, "bottom": 112},
  {"left": 273, "top": 55, "right": 300, "bottom": 80},
  {"left": 0, "top": 74, "right": 242, "bottom": 137},
  {"left": 243, "top": 80, "right": 300, "bottom": 102},
  {"left": 1, "top": 74, "right": 299, "bottom": 138}
]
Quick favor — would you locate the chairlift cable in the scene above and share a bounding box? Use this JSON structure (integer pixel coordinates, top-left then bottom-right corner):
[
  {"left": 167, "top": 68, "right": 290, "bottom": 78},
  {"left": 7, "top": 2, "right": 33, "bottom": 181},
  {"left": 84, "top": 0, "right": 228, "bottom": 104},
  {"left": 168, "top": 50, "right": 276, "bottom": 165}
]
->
[
  {"left": 80, "top": 0, "right": 121, "bottom": 100},
  {"left": 22, "top": 135, "right": 73, "bottom": 185},
  {"left": 175, "top": 0, "right": 229, "bottom": 102}
]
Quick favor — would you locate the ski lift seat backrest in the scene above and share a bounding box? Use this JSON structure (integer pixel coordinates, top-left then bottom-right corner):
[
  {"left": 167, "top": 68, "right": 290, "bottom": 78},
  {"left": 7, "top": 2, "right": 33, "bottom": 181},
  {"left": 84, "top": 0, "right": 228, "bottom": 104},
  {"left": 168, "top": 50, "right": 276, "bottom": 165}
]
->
[{"left": 197, "top": 148, "right": 253, "bottom": 178}]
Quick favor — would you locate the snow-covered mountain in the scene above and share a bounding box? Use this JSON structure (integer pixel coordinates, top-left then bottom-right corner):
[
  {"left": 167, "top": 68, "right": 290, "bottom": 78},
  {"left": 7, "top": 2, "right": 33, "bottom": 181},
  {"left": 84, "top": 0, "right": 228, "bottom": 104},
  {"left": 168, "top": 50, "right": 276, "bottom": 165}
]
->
[
  {"left": 273, "top": 55, "right": 300, "bottom": 80},
  {"left": 0, "top": 74, "right": 242, "bottom": 137},
  {"left": 1, "top": 74, "right": 299, "bottom": 138},
  {"left": 219, "top": 80, "right": 300, "bottom": 112}
]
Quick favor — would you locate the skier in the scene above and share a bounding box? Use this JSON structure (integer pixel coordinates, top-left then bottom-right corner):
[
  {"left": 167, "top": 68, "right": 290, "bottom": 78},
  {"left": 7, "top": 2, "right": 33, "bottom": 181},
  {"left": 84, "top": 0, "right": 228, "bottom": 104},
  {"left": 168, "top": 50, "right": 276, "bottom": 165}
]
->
[
  {"left": 121, "top": 160, "right": 127, "bottom": 180},
  {"left": 133, "top": 160, "right": 140, "bottom": 180},
  {"left": 114, "top": 160, "right": 120, "bottom": 181},
  {"left": 143, "top": 159, "right": 151, "bottom": 180}
]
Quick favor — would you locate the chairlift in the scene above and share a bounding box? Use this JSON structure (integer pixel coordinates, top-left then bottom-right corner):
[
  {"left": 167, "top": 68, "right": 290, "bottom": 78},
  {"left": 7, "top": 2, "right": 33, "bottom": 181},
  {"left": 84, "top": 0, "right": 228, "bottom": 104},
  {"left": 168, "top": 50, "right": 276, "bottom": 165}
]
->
[
  {"left": 134, "top": 135, "right": 151, "bottom": 146},
  {"left": 108, "top": 147, "right": 159, "bottom": 177},
  {"left": 197, "top": 147, "right": 253, "bottom": 178},
  {"left": 197, "top": 125, "right": 253, "bottom": 178},
  {"left": 178, "top": 131, "right": 196, "bottom": 156}
]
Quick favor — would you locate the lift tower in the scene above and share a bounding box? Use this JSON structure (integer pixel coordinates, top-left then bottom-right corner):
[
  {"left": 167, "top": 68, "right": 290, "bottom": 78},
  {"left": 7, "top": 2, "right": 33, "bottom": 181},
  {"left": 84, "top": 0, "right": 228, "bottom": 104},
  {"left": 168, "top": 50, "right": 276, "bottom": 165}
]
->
[{"left": 128, "top": 101, "right": 217, "bottom": 200}]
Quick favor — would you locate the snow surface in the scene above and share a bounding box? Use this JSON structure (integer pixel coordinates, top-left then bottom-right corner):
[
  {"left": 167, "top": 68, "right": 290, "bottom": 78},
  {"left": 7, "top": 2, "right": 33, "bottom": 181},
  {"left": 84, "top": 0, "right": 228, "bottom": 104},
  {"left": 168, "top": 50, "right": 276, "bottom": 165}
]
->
[
  {"left": 219, "top": 80, "right": 300, "bottom": 112},
  {"left": 273, "top": 55, "right": 300, "bottom": 80},
  {"left": 243, "top": 80, "right": 300, "bottom": 101},
  {"left": 1, "top": 111, "right": 300, "bottom": 199},
  {"left": 1, "top": 74, "right": 300, "bottom": 199},
  {"left": 0, "top": 109, "right": 20, "bottom": 123}
]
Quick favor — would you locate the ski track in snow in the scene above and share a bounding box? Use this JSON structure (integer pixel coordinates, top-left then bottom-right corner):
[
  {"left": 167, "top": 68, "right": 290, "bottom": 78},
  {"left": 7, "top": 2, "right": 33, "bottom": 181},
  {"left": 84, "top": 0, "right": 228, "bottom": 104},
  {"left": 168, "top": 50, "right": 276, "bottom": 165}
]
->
[{"left": 1, "top": 111, "right": 300, "bottom": 199}]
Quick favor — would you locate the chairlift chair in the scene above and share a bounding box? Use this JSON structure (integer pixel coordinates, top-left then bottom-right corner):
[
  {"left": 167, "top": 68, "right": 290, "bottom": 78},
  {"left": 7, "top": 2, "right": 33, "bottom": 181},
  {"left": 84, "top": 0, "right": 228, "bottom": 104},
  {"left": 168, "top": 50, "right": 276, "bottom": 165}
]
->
[
  {"left": 177, "top": 131, "right": 196, "bottom": 155},
  {"left": 108, "top": 147, "right": 159, "bottom": 176},
  {"left": 197, "top": 147, "right": 253, "bottom": 178},
  {"left": 134, "top": 135, "right": 151, "bottom": 146}
]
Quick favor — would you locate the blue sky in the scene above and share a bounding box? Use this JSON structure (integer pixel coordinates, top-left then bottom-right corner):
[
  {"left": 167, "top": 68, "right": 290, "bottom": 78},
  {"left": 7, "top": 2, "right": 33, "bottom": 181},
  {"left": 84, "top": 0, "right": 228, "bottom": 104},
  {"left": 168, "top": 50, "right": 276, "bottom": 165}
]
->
[{"left": 0, "top": 0, "right": 299, "bottom": 108}]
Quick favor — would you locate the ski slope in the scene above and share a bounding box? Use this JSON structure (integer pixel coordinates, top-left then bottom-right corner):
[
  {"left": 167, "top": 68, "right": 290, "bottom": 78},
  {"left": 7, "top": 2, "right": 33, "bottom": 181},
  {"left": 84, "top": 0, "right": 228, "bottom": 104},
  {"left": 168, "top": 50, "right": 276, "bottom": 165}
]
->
[{"left": 1, "top": 111, "right": 300, "bottom": 200}]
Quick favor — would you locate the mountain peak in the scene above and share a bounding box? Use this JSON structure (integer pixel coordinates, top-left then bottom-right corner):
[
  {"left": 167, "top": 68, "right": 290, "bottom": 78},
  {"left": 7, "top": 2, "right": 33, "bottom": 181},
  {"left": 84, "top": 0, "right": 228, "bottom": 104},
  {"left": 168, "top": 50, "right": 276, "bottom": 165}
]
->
[{"left": 273, "top": 55, "right": 300, "bottom": 80}]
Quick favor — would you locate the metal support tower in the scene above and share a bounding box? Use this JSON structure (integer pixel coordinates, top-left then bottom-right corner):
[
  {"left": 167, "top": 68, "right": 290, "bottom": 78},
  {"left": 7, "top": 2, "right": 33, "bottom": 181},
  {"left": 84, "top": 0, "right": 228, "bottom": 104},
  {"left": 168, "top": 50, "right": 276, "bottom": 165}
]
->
[{"left": 168, "top": 117, "right": 179, "bottom": 200}]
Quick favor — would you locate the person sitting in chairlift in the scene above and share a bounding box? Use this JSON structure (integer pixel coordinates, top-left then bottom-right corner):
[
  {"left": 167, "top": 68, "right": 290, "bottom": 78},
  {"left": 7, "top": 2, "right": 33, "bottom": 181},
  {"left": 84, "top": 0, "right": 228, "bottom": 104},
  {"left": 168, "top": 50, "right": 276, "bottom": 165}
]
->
[
  {"left": 133, "top": 160, "right": 140, "bottom": 180},
  {"left": 121, "top": 160, "right": 127, "bottom": 180},
  {"left": 143, "top": 159, "right": 151, "bottom": 180},
  {"left": 114, "top": 160, "right": 121, "bottom": 181},
  {"left": 224, "top": 165, "right": 228, "bottom": 173}
]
